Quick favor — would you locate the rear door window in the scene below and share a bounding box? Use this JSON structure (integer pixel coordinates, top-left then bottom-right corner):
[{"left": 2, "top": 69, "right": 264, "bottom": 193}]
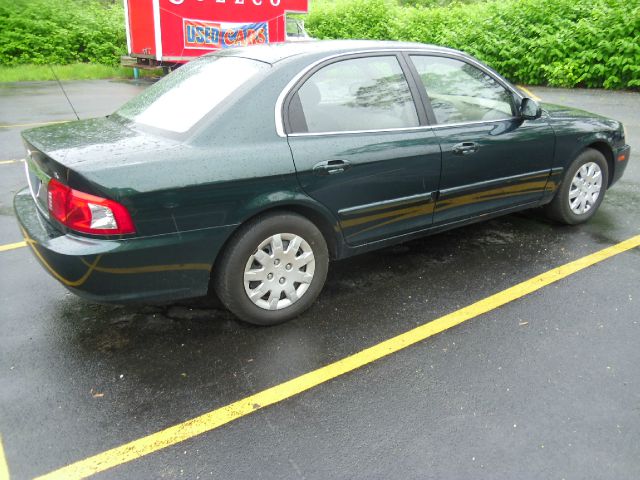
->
[{"left": 291, "top": 56, "right": 419, "bottom": 134}]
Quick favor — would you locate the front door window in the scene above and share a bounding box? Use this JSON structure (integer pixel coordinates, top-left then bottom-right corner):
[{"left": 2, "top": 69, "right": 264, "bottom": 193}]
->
[{"left": 410, "top": 55, "right": 514, "bottom": 125}]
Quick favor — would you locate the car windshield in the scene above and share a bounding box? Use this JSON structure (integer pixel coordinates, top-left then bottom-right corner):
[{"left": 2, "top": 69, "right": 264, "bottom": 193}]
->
[{"left": 116, "top": 56, "right": 268, "bottom": 133}]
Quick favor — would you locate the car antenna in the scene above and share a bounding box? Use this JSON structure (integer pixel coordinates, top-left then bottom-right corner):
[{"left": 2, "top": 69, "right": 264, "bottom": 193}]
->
[{"left": 49, "top": 65, "right": 80, "bottom": 121}]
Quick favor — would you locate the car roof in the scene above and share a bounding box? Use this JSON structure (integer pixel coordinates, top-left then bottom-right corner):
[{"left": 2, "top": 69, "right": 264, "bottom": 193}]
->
[{"left": 207, "top": 40, "right": 460, "bottom": 65}]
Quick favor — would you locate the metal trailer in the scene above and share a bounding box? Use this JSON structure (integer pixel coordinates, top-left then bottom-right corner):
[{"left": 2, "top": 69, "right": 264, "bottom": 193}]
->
[{"left": 122, "top": 0, "right": 309, "bottom": 73}]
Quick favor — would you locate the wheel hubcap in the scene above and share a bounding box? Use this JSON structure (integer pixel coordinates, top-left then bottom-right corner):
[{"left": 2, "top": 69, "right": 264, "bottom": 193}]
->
[
  {"left": 568, "top": 162, "right": 602, "bottom": 215},
  {"left": 243, "top": 233, "right": 315, "bottom": 311}
]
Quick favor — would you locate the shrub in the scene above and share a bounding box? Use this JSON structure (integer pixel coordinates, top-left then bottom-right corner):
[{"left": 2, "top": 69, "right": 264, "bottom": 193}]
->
[
  {"left": 306, "top": 0, "right": 640, "bottom": 89},
  {"left": 0, "top": 0, "right": 126, "bottom": 66},
  {"left": 0, "top": 0, "right": 637, "bottom": 88}
]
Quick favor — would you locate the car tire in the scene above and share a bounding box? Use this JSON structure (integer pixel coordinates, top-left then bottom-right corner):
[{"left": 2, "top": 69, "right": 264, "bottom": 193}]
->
[
  {"left": 214, "top": 212, "right": 329, "bottom": 326},
  {"left": 544, "top": 148, "right": 609, "bottom": 225}
]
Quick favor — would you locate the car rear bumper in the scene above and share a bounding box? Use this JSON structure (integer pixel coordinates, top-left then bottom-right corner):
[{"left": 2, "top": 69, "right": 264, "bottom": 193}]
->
[
  {"left": 610, "top": 144, "right": 631, "bottom": 187},
  {"left": 14, "top": 188, "right": 236, "bottom": 304}
]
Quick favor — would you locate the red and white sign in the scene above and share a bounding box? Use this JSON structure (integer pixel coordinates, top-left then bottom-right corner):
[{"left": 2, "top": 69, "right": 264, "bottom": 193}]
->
[
  {"left": 182, "top": 19, "right": 269, "bottom": 50},
  {"left": 124, "top": 0, "right": 308, "bottom": 63}
]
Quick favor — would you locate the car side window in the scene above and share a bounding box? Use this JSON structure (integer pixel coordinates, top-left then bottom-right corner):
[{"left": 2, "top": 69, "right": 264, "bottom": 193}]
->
[
  {"left": 410, "top": 55, "right": 514, "bottom": 125},
  {"left": 291, "top": 56, "right": 419, "bottom": 134}
]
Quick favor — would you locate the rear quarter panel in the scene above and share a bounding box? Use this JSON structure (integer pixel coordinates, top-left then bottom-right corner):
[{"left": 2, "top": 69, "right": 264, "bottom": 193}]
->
[{"left": 86, "top": 57, "right": 340, "bottom": 241}]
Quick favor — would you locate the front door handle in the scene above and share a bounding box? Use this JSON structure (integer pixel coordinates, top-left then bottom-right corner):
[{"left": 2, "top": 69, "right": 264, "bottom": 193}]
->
[
  {"left": 313, "top": 160, "right": 351, "bottom": 176},
  {"left": 452, "top": 142, "right": 479, "bottom": 155}
]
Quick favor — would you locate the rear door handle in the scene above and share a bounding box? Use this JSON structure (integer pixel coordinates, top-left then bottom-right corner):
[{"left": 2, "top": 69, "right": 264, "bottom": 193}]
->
[
  {"left": 452, "top": 142, "right": 479, "bottom": 155},
  {"left": 313, "top": 160, "right": 351, "bottom": 176}
]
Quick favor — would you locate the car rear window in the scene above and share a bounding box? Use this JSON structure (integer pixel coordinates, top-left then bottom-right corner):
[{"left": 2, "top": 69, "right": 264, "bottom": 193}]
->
[{"left": 116, "top": 56, "right": 268, "bottom": 133}]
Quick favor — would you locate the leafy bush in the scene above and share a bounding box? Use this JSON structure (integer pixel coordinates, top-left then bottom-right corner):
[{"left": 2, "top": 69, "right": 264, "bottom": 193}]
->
[
  {"left": 397, "top": 0, "right": 484, "bottom": 6},
  {"left": 0, "top": 0, "right": 637, "bottom": 88},
  {"left": 306, "top": 0, "right": 640, "bottom": 89},
  {"left": 0, "top": 0, "right": 126, "bottom": 66}
]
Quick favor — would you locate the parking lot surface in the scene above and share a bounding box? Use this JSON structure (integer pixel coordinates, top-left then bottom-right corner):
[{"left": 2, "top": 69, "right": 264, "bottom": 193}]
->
[{"left": 1, "top": 80, "right": 639, "bottom": 479}]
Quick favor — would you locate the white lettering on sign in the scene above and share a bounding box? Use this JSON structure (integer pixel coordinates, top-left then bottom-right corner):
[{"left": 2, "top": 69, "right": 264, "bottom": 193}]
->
[{"left": 169, "top": 0, "right": 283, "bottom": 5}]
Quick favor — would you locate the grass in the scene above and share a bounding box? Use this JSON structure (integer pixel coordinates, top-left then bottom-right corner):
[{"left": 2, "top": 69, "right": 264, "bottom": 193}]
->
[{"left": 0, "top": 63, "right": 163, "bottom": 82}]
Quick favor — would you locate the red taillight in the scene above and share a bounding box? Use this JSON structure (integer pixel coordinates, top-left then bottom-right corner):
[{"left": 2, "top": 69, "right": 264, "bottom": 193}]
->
[{"left": 47, "top": 178, "right": 135, "bottom": 235}]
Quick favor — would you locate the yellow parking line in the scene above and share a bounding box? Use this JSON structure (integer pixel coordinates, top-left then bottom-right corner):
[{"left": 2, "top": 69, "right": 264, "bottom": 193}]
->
[
  {"left": 0, "top": 435, "right": 10, "bottom": 480},
  {"left": 518, "top": 85, "right": 542, "bottom": 101},
  {"left": 0, "top": 159, "right": 24, "bottom": 166},
  {"left": 34, "top": 233, "right": 640, "bottom": 480},
  {"left": 0, "top": 242, "right": 26, "bottom": 253},
  {"left": 0, "top": 120, "right": 71, "bottom": 129}
]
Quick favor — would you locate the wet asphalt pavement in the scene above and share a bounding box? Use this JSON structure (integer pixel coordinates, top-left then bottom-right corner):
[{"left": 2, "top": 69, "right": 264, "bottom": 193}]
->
[{"left": 0, "top": 80, "right": 639, "bottom": 479}]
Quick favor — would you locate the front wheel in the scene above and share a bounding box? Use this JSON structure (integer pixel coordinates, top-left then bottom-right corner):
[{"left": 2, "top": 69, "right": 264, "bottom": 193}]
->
[
  {"left": 544, "top": 148, "right": 609, "bottom": 225},
  {"left": 214, "top": 212, "right": 329, "bottom": 326}
]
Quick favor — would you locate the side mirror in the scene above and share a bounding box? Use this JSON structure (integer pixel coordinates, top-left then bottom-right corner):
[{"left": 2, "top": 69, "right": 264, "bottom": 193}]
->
[{"left": 520, "top": 97, "right": 542, "bottom": 120}]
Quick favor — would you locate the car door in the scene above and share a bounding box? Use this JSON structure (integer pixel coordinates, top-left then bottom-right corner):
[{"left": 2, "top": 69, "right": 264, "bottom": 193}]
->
[
  {"left": 407, "top": 54, "right": 555, "bottom": 225},
  {"left": 285, "top": 54, "right": 442, "bottom": 246}
]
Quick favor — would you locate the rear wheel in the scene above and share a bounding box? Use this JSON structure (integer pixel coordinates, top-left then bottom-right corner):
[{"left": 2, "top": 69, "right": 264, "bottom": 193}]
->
[
  {"left": 214, "top": 212, "right": 329, "bottom": 325},
  {"left": 544, "top": 148, "right": 609, "bottom": 225}
]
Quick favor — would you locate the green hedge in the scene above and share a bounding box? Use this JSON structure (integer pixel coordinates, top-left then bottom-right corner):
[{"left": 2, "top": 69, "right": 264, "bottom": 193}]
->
[
  {"left": 0, "top": 0, "right": 126, "bottom": 66},
  {"left": 1, "top": 0, "right": 637, "bottom": 88},
  {"left": 306, "top": 0, "right": 640, "bottom": 89}
]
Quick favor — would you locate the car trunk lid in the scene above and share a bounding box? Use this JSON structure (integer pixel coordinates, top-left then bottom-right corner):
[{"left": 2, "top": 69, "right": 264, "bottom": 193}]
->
[{"left": 21, "top": 116, "right": 180, "bottom": 227}]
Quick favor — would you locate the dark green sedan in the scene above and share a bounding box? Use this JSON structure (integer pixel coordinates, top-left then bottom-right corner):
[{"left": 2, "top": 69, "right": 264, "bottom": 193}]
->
[{"left": 14, "top": 41, "right": 631, "bottom": 325}]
